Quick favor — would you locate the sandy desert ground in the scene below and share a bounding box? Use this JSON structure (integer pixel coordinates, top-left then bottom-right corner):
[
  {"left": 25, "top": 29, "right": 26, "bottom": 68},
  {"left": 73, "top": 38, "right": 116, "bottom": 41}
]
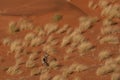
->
[{"left": 0, "top": 0, "right": 120, "bottom": 80}]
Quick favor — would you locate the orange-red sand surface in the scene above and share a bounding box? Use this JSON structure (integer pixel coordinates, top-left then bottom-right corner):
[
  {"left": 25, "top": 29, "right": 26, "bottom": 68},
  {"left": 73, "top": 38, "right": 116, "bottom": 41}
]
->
[{"left": 0, "top": 0, "right": 120, "bottom": 80}]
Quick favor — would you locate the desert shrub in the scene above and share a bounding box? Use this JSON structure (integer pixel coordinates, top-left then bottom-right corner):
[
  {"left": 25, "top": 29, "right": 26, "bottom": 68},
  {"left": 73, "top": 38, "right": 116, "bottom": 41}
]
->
[
  {"left": 111, "top": 73, "right": 120, "bottom": 80},
  {"left": 98, "top": 50, "right": 112, "bottom": 61},
  {"left": 56, "top": 24, "right": 69, "bottom": 34},
  {"left": 24, "top": 33, "right": 36, "bottom": 41},
  {"left": 30, "top": 67, "right": 41, "bottom": 76},
  {"left": 96, "top": 65, "right": 115, "bottom": 75},
  {"left": 53, "top": 14, "right": 63, "bottom": 22},
  {"left": 9, "top": 21, "right": 19, "bottom": 33},
  {"left": 44, "top": 23, "right": 59, "bottom": 35},
  {"left": 100, "top": 36, "right": 119, "bottom": 44},
  {"left": 7, "top": 65, "right": 22, "bottom": 75},
  {"left": 77, "top": 41, "right": 94, "bottom": 53},
  {"left": 2, "top": 37, "right": 11, "bottom": 46}
]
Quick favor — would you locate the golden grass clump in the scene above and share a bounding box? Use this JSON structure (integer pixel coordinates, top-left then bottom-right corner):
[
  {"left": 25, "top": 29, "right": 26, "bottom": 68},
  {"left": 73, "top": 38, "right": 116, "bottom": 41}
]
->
[
  {"left": 29, "top": 52, "right": 39, "bottom": 61},
  {"left": 74, "top": 77, "right": 81, "bottom": 80},
  {"left": 56, "top": 24, "right": 69, "bottom": 34},
  {"left": 102, "top": 18, "right": 116, "bottom": 27},
  {"left": 39, "top": 72, "right": 51, "bottom": 80},
  {"left": 47, "top": 35, "right": 56, "bottom": 43},
  {"left": 105, "top": 58, "right": 115, "bottom": 66},
  {"left": 15, "top": 57, "right": 25, "bottom": 65},
  {"left": 71, "top": 34, "right": 86, "bottom": 47},
  {"left": 43, "top": 45, "right": 56, "bottom": 55},
  {"left": 115, "top": 56, "right": 120, "bottom": 64},
  {"left": 18, "top": 19, "right": 34, "bottom": 31},
  {"left": 26, "top": 59, "right": 36, "bottom": 68},
  {"left": 98, "top": 50, "right": 112, "bottom": 61},
  {"left": 79, "top": 16, "right": 98, "bottom": 33},
  {"left": 96, "top": 65, "right": 115, "bottom": 75},
  {"left": 98, "top": 0, "right": 110, "bottom": 8},
  {"left": 66, "top": 47, "right": 75, "bottom": 54},
  {"left": 9, "top": 21, "right": 19, "bottom": 33},
  {"left": 101, "top": 5, "right": 120, "bottom": 19},
  {"left": 65, "top": 63, "right": 88, "bottom": 75},
  {"left": 47, "top": 36, "right": 58, "bottom": 46},
  {"left": 7, "top": 65, "right": 22, "bottom": 75},
  {"left": 75, "top": 64, "right": 88, "bottom": 72},
  {"left": 111, "top": 73, "right": 120, "bottom": 80},
  {"left": 44, "top": 23, "right": 59, "bottom": 35},
  {"left": 10, "top": 40, "right": 22, "bottom": 53},
  {"left": 77, "top": 42, "right": 94, "bottom": 53},
  {"left": 37, "top": 27, "right": 46, "bottom": 36},
  {"left": 14, "top": 52, "right": 23, "bottom": 59},
  {"left": 30, "top": 67, "right": 41, "bottom": 76},
  {"left": 101, "top": 26, "right": 120, "bottom": 35},
  {"left": 30, "top": 37, "right": 45, "bottom": 47},
  {"left": 100, "top": 36, "right": 119, "bottom": 44},
  {"left": 88, "top": 0, "right": 98, "bottom": 9},
  {"left": 66, "top": 27, "right": 73, "bottom": 35},
  {"left": 49, "top": 60, "right": 59, "bottom": 69},
  {"left": 52, "top": 75, "right": 67, "bottom": 80},
  {"left": 24, "top": 33, "right": 36, "bottom": 41},
  {"left": 61, "top": 35, "right": 72, "bottom": 47},
  {"left": 2, "top": 38, "right": 11, "bottom": 46}
]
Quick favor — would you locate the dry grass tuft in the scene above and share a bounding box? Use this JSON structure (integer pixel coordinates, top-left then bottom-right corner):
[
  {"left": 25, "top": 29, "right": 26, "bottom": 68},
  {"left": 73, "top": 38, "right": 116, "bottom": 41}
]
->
[
  {"left": 66, "top": 27, "right": 73, "bottom": 35},
  {"left": 7, "top": 65, "right": 22, "bottom": 75},
  {"left": 29, "top": 52, "right": 39, "bottom": 61},
  {"left": 105, "top": 58, "right": 115, "bottom": 65},
  {"left": 24, "top": 33, "right": 36, "bottom": 41},
  {"left": 102, "top": 19, "right": 116, "bottom": 27},
  {"left": 9, "top": 21, "right": 19, "bottom": 33},
  {"left": 79, "top": 16, "right": 99, "bottom": 33},
  {"left": 61, "top": 35, "right": 72, "bottom": 47},
  {"left": 101, "top": 4, "right": 120, "bottom": 19},
  {"left": 39, "top": 72, "right": 51, "bottom": 80},
  {"left": 43, "top": 45, "right": 56, "bottom": 55},
  {"left": 10, "top": 40, "right": 23, "bottom": 53},
  {"left": 15, "top": 57, "right": 25, "bottom": 65},
  {"left": 52, "top": 75, "right": 67, "bottom": 80},
  {"left": 115, "top": 56, "right": 120, "bottom": 64},
  {"left": 98, "top": 0, "right": 110, "bottom": 8},
  {"left": 98, "top": 50, "right": 112, "bottom": 61},
  {"left": 71, "top": 33, "right": 86, "bottom": 47},
  {"left": 56, "top": 24, "right": 69, "bottom": 34},
  {"left": 26, "top": 59, "right": 36, "bottom": 68},
  {"left": 74, "top": 77, "right": 81, "bottom": 80},
  {"left": 75, "top": 64, "right": 88, "bottom": 72},
  {"left": 47, "top": 35, "right": 55, "bottom": 43},
  {"left": 88, "top": 0, "right": 98, "bottom": 9},
  {"left": 96, "top": 65, "right": 115, "bottom": 75},
  {"left": 18, "top": 19, "right": 34, "bottom": 31},
  {"left": 2, "top": 38, "right": 11, "bottom": 46},
  {"left": 44, "top": 23, "right": 59, "bottom": 35},
  {"left": 64, "top": 63, "right": 88, "bottom": 75},
  {"left": 100, "top": 36, "right": 119, "bottom": 44},
  {"left": 14, "top": 53, "right": 21, "bottom": 59},
  {"left": 101, "top": 26, "right": 120, "bottom": 35},
  {"left": 37, "top": 27, "right": 46, "bottom": 36},
  {"left": 30, "top": 67, "right": 41, "bottom": 76},
  {"left": 30, "top": 37, "right": 45, "bottom": 47},
  {"left": 49, "top": 60, "right": 59, "bottom": 69},
  {"left": 77, "top": 42, "right": 94, "bottom": 53},
  {"left": 9, "top": 22, "right": 19, "bottom": 33},
  {"left": 111, "top": 73, "right": 120, "bottom": 80},
  {"left": 66, "top": 47, "right": 75, "bottom": 54}
]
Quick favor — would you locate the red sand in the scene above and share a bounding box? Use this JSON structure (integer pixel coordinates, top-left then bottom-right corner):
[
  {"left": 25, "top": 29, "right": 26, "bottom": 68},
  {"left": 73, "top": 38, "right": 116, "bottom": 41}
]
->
[{"left": 0, "top": 0, "right": 120, "bottom": 80}]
